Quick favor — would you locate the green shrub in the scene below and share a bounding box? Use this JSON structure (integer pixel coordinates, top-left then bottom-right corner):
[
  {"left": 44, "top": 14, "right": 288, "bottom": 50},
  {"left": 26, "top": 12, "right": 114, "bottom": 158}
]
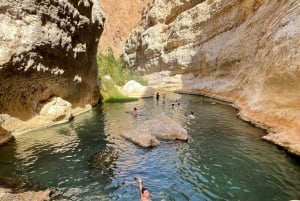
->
[
  {"left": 100, "top": 78, "right": 137, "bottom": 103},
  {"left": 97, "top": 48, "right": 147, "bottom": 102},
  {"left": 98, "top": 48, "right": 148, "bottom": 86}
]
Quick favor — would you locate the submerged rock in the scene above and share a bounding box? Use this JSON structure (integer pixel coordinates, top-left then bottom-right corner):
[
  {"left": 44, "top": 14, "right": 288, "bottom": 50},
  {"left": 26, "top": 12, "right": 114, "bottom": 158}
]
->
[
  {"left": 121, "top": 113, "right": 188, "bottom": 147},
  {"left": 0, "top": 188, "right": 52, "bottom": 201},
  {"left": 0, "top": 177, "right": 40, "bottom": 193},
  {"left": 89, "top": 148, "right": 118, "bottom": 177}
]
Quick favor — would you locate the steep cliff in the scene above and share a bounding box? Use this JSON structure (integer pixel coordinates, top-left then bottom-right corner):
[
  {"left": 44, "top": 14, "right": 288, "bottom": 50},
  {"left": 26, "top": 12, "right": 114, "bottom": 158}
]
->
[
  {"left": 98, "top": 0, "right": 152, "bottom": 57},
  {"left": 0, "top": 0, "right": 105, "bottom": 135},
  {"left": 122, "top": 0, "right": 300, "bottom": 155}
]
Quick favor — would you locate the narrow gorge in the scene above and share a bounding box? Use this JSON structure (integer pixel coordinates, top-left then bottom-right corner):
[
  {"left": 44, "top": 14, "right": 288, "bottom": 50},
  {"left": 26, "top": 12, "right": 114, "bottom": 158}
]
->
[{"left": 0, "top": 0, "right": 299, "bottom": 200}]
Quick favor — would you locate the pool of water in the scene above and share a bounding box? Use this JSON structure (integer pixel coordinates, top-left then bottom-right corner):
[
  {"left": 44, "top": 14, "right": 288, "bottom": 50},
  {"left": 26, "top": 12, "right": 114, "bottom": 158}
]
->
[{"left": 0, "top": 93, "right": 299, "bottom": 201}]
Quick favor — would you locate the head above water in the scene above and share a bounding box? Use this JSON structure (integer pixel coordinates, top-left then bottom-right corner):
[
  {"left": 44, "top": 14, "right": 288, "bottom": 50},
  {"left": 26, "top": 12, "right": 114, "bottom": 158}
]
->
[{"left": 141, "top": 187, "right": 150, "bottom": 198}]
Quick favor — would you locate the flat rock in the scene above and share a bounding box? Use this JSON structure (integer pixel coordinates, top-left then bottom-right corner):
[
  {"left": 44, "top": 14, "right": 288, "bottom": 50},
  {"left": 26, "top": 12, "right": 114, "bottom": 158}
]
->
[{"left": 121, "top": 113, "right": 188, "bottom": 147}]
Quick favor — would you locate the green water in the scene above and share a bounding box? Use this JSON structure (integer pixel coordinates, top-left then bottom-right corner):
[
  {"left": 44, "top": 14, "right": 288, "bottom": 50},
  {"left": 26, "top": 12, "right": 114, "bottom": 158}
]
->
[{"left": 0, "top": 93, "right": 299, "bottom": 201}]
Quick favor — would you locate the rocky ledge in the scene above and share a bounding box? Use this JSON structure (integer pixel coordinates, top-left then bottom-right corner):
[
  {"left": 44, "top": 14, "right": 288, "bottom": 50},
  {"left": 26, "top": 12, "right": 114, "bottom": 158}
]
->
[{"left": 121, "top": 113, "right": 188, "bottom": 147}]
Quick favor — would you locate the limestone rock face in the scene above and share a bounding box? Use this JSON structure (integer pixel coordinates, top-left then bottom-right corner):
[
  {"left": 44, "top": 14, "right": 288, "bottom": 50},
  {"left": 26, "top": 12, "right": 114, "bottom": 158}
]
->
[
  {"left": 0, "top": 0, "right": 104, "bottom": 132},
  {"left": 121, "top": 113, "right": 188, "bottom": 147},
  {"left": 98, "top": 0, "right": 152, "bottom": 57},
  {"left": 122, "top": 0, "right": 300, "bottom": 155}
]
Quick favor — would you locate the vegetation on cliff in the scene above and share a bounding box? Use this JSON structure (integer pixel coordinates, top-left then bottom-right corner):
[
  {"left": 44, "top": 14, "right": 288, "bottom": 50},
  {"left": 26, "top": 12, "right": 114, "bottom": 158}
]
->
[{"left": 97, "top": 48, "right": 147, "bottom": 102}]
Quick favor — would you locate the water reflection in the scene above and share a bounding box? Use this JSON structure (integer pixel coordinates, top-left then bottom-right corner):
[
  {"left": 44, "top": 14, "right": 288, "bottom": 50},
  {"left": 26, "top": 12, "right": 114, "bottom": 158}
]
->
[
  {"left": 0, "top": 93, "right": 299, "bottom": 201},
  {"left": 14, "top": 127, "right": 80, "bottom": 160}
]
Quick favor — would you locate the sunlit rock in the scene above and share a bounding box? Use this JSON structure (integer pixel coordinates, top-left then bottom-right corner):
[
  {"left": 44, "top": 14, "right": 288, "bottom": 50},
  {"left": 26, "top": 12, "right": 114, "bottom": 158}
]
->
[
  {"left": 122, "top": 126, "right": 160, "bottom": 147},
  {"left": 121, "top": 80, "right": 155, "bottom": 98},
  {"left": 39, "top": 97, "right": 72, "bottom": 122},
  {"left": 121, "top": 113, "right": 188, "bottom": 147},
  {"left": 1, "top": 97, "right": 76, "bottom": 134}
]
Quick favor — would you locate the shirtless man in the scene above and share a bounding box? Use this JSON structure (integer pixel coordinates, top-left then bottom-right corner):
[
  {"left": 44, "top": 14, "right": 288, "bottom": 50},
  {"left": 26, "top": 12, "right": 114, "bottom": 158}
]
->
[
  {"left": 137, "top": 178, "right": 151, "bottom": 201},
  {"left": 131, "top": 107, "right": 138, "bottom": 116}
]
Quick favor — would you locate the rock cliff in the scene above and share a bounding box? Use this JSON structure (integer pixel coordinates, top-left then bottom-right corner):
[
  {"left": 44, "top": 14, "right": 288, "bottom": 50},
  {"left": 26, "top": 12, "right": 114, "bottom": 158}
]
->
[
  {"left": 98, "top": 0, "right": 152, "bottom": 57},
  {"left": 0, "top": 0, "right": 105, "bottom": 136},
  {"left": 122, "top": 0, "right": 300, "bottom": 155}
]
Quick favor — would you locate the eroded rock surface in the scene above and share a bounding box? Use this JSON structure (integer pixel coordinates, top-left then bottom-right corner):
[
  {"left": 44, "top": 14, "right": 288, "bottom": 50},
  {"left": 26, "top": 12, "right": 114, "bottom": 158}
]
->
[
  {"left": 98, "top": 0, "right": 152, "bottom": 57},
  {"left": 121, "top": 113, "right": 188, "bottom": 147},
  {"left": 0, "top": 0, "right": 105, "bottom": 134},
  {"left": 122, "top": 0, "right": 300, "bottom": 155}
]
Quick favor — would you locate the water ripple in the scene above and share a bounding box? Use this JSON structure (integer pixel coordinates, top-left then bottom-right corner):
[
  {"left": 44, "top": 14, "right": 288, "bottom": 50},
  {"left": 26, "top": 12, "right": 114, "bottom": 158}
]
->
[{"left": 0, "top": 94, "right": 299, "bottom": 201}]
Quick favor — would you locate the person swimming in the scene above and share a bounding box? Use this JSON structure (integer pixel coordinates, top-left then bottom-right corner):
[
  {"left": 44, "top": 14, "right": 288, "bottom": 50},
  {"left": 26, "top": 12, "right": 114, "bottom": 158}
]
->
[
  {"left": 188, "top": 112, "right": 195, "bottom": 119},
  {"left": 137, "top": 178, "right": 151, "bottom": 201},
  {"left": 131, "top": 107, "right": 138, "bottom": 116}
]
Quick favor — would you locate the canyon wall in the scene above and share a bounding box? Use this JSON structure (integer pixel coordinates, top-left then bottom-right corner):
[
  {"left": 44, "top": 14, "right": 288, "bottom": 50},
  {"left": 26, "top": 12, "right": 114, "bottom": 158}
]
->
[
  {"left": 0, "top": 0, "right": 105, "bottom": 136},
  {"left": 122, "top": 0, "right": 300, "bottom": 155},
  {"left": 98, "top": 0, "right": 152, "bottom": 57}
]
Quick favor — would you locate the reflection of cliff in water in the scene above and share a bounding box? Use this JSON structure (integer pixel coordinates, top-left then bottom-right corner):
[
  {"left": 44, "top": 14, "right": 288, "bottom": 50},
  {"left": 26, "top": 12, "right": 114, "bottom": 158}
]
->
[
  {"left": 0, "top": 141, "right": 46, "bottom": 193},
  {"left": 0, "top": 109, "right": 107, "bottom": 192},
  {"left": 0, "top": 140, "right": 18, "bottom": 179}
]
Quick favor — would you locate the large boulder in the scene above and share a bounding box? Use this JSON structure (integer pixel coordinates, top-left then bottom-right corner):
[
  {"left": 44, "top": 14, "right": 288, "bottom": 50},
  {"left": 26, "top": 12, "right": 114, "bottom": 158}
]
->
[
  {"left": 0, "top": 0, "right": 105, "bottom": 134},
  {"left": 0, "top": 97, "right": 86, "bottom": 134},
  {"left": 121, "top": 113, "right": 188, "bottom": 147},
  {"left": 121, "top": 80, "right": 155, "bottom": 98}
]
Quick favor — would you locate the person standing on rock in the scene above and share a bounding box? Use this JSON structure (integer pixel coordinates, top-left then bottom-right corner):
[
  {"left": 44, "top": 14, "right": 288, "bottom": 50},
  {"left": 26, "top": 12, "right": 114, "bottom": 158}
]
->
[{"left": 156, "top": 91, "right": 160, "bottom": 101}]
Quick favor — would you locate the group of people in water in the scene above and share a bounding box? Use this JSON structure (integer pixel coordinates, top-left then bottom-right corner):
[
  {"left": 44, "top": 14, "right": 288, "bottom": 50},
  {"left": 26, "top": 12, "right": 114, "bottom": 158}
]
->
[{"left": 131, "top": 91, "right": 195, "bottom": 119}]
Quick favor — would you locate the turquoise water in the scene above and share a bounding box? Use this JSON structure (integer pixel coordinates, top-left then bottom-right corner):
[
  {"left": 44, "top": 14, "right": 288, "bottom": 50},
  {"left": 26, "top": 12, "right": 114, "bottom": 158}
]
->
[{"left": 0, "top": 93, "right": 299, "bottom": 201}]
